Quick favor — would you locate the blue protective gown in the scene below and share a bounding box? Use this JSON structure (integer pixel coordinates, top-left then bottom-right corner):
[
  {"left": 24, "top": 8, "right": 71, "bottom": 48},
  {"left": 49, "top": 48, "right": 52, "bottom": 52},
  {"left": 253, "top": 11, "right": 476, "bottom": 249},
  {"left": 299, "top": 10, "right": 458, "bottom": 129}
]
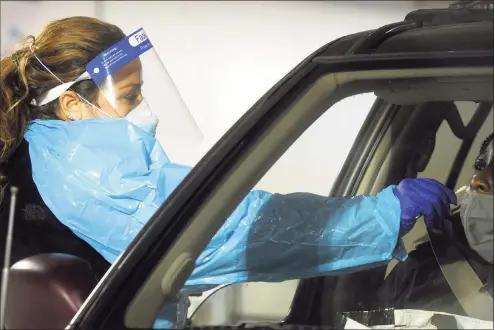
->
[{"left": 25, "top": 119, "right": 407, "bottom": 328}]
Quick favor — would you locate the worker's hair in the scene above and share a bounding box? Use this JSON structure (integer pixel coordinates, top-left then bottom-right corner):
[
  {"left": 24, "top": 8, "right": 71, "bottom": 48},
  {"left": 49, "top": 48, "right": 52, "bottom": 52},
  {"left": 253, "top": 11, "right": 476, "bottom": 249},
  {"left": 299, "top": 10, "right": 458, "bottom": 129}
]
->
[
  {"left": 0, "top": 16, "right": 125, "bottom": 163},
  {"left": 0, "top": 16, "right": 125, "bottom": 203}
]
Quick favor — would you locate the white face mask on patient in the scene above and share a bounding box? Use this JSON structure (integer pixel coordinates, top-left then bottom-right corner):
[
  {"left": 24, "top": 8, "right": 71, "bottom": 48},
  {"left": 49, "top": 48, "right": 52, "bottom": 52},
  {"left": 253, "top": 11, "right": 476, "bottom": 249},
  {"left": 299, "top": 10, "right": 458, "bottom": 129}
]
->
[
  {"left": 125, "top": 99, "right": 159, "bottom": 136},
  {"left": 460, "top": 191, "right": 494, "bottom": 263}
]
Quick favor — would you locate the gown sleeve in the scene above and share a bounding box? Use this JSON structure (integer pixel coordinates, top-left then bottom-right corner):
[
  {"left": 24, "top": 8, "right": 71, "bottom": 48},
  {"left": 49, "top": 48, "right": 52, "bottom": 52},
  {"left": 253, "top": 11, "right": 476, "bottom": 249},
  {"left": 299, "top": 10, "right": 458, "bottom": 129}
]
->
[{"left": 186, "top": 186, "right": 407, "bottom": 287}]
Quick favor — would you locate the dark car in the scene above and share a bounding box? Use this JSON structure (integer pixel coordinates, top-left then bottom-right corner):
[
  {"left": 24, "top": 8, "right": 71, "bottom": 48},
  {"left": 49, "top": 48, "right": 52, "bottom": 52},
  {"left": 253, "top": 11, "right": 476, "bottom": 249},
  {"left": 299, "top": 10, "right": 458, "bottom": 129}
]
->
[{"left": 2, "top": 1, "right": 493, "bottom": 329}]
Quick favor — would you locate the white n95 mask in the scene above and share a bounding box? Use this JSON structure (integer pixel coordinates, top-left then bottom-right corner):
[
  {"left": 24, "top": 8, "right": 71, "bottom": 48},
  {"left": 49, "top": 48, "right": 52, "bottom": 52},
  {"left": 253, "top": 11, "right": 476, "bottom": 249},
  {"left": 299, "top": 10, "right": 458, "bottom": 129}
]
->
[
  {"left": 126, "top": 99, "right": 159, "bottom": 136},
  {"left": 460, "top": 191, "right": 494, "bottom": 263}
]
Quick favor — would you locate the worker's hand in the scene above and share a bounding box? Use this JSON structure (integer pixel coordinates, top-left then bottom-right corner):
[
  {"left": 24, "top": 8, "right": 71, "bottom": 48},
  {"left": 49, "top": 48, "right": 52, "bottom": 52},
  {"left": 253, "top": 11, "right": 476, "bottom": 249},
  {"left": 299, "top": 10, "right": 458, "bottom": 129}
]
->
[{"left": 393, "top": 178, "right": 457, "bottom": 237}]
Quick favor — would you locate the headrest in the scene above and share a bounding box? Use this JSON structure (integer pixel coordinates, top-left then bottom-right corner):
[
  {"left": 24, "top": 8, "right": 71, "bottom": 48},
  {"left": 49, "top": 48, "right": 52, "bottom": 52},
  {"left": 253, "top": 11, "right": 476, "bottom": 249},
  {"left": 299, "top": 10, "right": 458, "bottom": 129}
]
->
[{"left": 4, "top": 253, "right": 98, "bottom": 329}]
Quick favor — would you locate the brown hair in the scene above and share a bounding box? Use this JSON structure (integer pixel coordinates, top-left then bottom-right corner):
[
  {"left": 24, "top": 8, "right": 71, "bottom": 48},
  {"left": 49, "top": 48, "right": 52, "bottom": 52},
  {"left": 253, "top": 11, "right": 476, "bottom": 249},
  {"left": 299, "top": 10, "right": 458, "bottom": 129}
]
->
[
  {"left": 0, "top": 17, "right": 125, "bottom": 202},
  {"left": 0, "top": 16, "right": 125, "bottom": 163}
]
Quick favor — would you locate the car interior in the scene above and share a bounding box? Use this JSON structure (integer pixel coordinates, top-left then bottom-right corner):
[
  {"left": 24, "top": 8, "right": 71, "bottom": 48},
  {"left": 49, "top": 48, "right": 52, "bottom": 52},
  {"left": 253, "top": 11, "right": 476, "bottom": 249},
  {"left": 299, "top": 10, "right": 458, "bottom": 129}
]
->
[{"left": 2, "top": 5, "right": 494, "bottom": 330}]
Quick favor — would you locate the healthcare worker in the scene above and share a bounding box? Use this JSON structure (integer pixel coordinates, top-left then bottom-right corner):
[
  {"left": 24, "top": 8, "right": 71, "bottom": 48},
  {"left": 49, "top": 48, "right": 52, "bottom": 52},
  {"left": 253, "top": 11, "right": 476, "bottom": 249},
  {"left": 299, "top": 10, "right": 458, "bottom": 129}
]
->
[
  {"left": 0, "top": 17, "right": 457, "bottom": 328},
  {"left": 338, "top": 133, "right": 494, "bottom": 329}
]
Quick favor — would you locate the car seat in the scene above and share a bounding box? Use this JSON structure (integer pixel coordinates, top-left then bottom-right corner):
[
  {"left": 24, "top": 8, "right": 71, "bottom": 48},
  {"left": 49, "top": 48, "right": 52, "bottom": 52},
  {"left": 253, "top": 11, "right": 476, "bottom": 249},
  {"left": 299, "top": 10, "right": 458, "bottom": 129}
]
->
[{"left": 3, "top": 253, "right": 98, "bottom": 329}]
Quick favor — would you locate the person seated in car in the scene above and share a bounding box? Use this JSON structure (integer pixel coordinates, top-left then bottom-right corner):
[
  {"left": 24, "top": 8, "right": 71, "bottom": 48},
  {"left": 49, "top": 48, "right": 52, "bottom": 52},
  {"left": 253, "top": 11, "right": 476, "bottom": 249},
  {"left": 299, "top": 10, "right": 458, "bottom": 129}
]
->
[
  {"left": 368, "top": 133, "right": 494, "bottom": 316},
  {"left": 0, "top": 16, "right": 457, "bottom": 328}
]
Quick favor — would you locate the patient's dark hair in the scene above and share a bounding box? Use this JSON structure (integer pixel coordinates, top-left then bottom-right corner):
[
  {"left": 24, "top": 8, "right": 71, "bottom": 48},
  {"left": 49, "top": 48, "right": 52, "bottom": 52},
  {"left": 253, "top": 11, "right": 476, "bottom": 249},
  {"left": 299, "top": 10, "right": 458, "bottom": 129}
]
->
[
  {"left": 479, "top": 133, "right": 494, "bottom": 156},
  {"left": 475, "top": 133, "right": 494, "bottom": 172},
  {"left": 0, "top": 16, "right": 125, "bottom": 200}
]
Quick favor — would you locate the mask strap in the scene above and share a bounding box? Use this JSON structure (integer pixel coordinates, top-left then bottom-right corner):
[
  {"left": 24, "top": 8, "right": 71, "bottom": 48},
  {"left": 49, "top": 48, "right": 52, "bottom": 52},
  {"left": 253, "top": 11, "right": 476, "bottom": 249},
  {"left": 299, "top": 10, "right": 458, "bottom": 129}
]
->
[{"left": 28, "top": 45, "right": 112, "bottom": 118}]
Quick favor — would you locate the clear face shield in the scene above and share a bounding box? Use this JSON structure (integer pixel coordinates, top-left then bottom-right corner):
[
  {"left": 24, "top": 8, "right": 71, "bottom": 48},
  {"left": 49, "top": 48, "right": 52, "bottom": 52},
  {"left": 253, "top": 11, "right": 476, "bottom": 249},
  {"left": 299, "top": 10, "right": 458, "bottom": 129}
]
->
[
  {"left": 31, "top": 28, "right": 202, "bottom": 164},
  {"left": 86, "top": 28, "right": 203, "bottom": 163}
]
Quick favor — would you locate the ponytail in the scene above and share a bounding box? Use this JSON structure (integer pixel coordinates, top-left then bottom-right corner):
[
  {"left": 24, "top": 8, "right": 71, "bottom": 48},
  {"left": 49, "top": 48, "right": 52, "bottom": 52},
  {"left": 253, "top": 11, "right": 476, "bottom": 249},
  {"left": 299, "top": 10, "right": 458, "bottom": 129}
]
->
[{"left": 0, "top": 36, "right": 35, "bottom": 163}]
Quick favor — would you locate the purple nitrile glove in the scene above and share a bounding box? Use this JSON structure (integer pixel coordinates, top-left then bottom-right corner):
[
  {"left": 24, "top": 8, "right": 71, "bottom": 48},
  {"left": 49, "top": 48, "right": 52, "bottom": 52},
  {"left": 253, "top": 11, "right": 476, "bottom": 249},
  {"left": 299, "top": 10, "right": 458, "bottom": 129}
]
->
[{"left": 393, "top": 178, "right": 457, "bottom": 237}]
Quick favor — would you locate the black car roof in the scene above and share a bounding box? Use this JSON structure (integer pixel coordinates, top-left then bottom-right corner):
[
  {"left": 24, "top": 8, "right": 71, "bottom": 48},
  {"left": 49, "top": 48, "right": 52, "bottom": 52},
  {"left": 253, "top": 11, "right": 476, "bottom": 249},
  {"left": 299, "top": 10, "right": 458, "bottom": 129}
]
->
[{"left": 318, "top": 8, "right": 493, "bottom": 57}]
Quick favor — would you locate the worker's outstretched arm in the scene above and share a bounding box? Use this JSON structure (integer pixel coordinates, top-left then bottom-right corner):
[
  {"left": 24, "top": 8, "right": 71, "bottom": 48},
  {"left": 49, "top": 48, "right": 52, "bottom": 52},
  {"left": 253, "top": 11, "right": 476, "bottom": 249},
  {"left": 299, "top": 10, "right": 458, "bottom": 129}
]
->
[
  {"left": 26, "top": 119, "right": 455, "bottom": 288},
  {"left": 186, "top": 178, "right": 456, "bottom": 288}
]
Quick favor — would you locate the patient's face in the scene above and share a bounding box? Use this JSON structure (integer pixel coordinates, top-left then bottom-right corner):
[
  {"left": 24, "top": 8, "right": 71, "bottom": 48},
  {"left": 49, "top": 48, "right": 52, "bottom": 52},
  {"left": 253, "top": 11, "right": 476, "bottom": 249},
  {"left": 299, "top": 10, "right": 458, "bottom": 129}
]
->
[{"left": 470, "top": 140, "right": 494, "bottom": 196}]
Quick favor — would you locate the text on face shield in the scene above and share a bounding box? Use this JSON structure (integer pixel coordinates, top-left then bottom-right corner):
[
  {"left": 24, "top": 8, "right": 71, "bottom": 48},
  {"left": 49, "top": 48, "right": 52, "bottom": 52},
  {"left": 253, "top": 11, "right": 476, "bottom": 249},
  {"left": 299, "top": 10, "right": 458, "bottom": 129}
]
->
[{"left": 129, "top": 30, "right": 148, "bottom": 47}]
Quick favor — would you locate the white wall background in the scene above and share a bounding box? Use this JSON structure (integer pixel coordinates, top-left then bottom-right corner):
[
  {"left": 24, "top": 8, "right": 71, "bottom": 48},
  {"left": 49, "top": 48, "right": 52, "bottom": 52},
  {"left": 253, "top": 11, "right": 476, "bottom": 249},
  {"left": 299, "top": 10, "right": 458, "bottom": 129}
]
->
[
  {"left": 0, "top": 1, "right": 100, "bottom": 56},
  {"left": 0, "top": 0, "right": 445, "bottom": 176},
  {"left": 100, "top": 1, "right": 424, "bottom": 161},
  {"left": 1, "top": 0, "right": 429, "bottom": 162},
  {"left": 3, "top": 0, "right": 487, "bottom": 325}
]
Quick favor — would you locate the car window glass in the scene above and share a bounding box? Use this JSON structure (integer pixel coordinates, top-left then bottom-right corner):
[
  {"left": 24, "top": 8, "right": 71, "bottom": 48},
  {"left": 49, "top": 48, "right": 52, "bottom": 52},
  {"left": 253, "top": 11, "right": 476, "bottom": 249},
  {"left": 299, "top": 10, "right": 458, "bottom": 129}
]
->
[
  {"left": 189, "top": 93, "right": 375, "bottom": 325},
  {"left": 420, "top": 102, "right": 494, "bottom": 191},
  {"left": 453, "top": 102, "right": 494, "bottom": 192}
]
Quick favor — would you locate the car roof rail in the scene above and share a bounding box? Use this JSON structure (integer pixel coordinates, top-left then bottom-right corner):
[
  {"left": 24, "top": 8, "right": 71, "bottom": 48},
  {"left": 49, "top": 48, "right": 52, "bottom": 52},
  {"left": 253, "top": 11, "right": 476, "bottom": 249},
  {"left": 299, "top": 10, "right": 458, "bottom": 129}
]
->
[
  {"left": 405, "top": 1, "right": 493, "bottom": 26},
  {"left": 346, "top": 20, "right": 422, "bottom": 55},
  {"left": 450, "top": 0, "right": 493, "bottom": 10}
]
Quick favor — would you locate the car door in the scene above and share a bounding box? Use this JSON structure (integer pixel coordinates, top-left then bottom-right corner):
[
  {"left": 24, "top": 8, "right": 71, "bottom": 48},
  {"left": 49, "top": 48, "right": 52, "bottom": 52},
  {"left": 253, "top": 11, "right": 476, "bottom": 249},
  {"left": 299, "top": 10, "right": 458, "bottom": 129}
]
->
[{"left": 67, "top": 6, "right": 493, "bottom": 330}]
